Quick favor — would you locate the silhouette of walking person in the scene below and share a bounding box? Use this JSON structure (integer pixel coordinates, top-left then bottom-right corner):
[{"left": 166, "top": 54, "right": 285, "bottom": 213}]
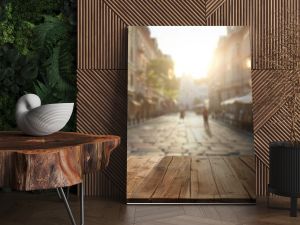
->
[
  {"left": 203, "top": 107, "right": 209, "bottom": 127},
  {"left": 179, "top": 109, "right": 185, "bottom": 120}
]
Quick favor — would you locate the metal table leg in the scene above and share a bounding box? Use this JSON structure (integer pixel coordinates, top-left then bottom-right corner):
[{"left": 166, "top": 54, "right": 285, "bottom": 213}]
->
[
  {"left": 57, "top": 187, "right": 70, "bottom": 200},
  {"left": 80, "top": 183, "right": 84, "bottom": 225},
  {"left": 56, "top": 183, "right": 84, "bottom": 225}
]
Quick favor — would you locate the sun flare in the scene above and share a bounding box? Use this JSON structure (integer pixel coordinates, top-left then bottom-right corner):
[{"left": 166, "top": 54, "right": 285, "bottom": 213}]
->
[
  {"left": 149, "top": 26, "right": 227, "bottom": 79},
  {"left": 174, "top": 51, "right": 214, "bottom": 79}
]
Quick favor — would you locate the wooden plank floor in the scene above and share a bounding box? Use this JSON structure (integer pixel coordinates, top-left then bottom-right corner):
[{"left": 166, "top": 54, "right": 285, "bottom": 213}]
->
[
  {"left": 1, "top": 192, "right": 300, "bottom": 225},
  {"left": 127, "top": 155, "right": 255, "bottom": 202}
]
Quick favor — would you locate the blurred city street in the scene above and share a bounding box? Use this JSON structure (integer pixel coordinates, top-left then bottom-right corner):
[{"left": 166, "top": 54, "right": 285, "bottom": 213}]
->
[
  {"left": 127, "top": 26, "right": 254, "bottom": 201},
  {"left": 128, "top": 111, "right": 254, "bottom": 157}
]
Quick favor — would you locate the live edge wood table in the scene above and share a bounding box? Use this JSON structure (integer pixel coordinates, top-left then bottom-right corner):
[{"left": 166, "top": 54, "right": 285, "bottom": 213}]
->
[{"left": 0, "top": 131, "right": 120, "bottom": 225}]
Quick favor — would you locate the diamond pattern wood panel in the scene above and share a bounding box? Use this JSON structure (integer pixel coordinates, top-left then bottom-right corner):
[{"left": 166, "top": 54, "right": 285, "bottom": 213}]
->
[
  {"left": 77, "top": 69, "right": 127, "bottom": 200},
  {"left": 77, "top": 0, "right": 128, "bottom": 69},
  {"left": 77, "top": 0, "right": 300, "bottom": 200},
  {"left": 104, "top": 0, "right": 206, "bottom": 26}
]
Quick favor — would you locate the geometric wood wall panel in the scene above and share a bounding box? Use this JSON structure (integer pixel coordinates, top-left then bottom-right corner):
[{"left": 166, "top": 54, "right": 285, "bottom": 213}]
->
[
  {"left": 252, "top": 70, "right": 285, "bottom": 131},
  {"left": 208, "top": 0, "right": 299, "bottom": 196},
  {"left": 256, "top": 157, "right": 269, "bottom": 196},
  {"left": 77, "top": 70, "right": 127, "bottom": 135},
  {"left": 249, "top": 0, "right": 300, "bottom": 70},
  {"left": 77, "top": 0, "right": 300, "bottom": 200},
  {"left": 207, "top": 0, "right": 251, "bottom": 25},
  {"left": 254, "top": 103, "right": 292, "bottom": 166},
  {"left": 253, "top": 77, "right": 298, "bottom": 195},
  {"left": 207, "top": 0, "right": 300, "bottom": 70},
  {"left": 77, "top": 69, "right": 127, "bottom": 200},
  {"left": 104, "top": 0, "right": 206, "bottom": 26},
  {"left": 78, "top": 0, "right": 127, "bottom": 69}
]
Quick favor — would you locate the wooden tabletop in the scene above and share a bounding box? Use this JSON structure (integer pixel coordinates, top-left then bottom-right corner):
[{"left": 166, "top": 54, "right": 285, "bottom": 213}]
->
[{"left": 0, "top": 132, "right": 120, "bottom": 191}]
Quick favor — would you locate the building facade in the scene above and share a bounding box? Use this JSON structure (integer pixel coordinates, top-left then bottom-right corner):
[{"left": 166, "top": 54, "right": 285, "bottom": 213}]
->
[
  {"left": 128, "top": 27, "right": 174, "bottom": 124},
  {"left": 208, "top": 26, "right": 252, "bottom": 129}
]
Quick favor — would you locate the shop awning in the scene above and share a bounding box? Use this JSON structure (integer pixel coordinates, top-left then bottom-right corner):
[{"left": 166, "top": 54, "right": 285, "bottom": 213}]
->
[
  {"left": 221, "top": 93, "right": 252, "bottom": 105},
  {"left": 130, "top": 100, "right": 142, "bottom": 106},
  {"left": 146, "top": 99, "right": 155, "bottom": 105}
]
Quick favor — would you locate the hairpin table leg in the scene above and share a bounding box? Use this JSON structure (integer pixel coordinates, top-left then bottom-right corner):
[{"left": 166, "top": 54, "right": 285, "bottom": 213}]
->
[
  {"left": 56, "top": 187, "right": 70, "bottom": 200},
  {"left": 56, "top": 183, "right": 84, "bottom": 225},
  {"left": 80, "top": 182, "right": 84, "bottom": 225}
]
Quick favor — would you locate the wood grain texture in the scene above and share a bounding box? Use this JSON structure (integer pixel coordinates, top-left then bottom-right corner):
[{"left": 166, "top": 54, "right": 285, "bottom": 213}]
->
[
  {"left": 127, "top": 156, "right": 162, "bottom": 199},
  {"left": 77, "top": 0, "right": 127, "bottom": 69},
  {"left": 152, "top": 157, "right": 191, "bottom": 200},
  {"left": 77, "top": 69, "right": 127, "bottom": 198},
  {"left": 191, "top": 157, "right": 219, "bottom": 199},
  {"left": 104, "top": 0, "right": 206, "bottom": 26},
  {"left": 131, "top": 156, "right": 173, "bottom": 200},
  {"left": 0, "top": 132, "right": 120, "bottom": 191},
  {"left": 225, "top": 157, "right": 256, "bottom": 199},
  {"left": 128, "top": 156, "right": 255, "bottom": 203},
  {"left": 209, "top": 157, "right": 249, "bottom": 199},
  {"left": 206, "top": 0, "right": 252, "bottom": 26},
  {"left": 77, "top": 0, "right": 300, "bottom": 199},
  {"left": 2, "top": 192, "right": 300, "bottom": 225},
  {"left": 240, "top": 155, "right": 255, "bottom": 172}
]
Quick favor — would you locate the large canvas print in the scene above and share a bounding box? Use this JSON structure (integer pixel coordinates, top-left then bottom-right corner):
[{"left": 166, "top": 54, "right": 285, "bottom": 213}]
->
[{"left": 127, "top": 26, "right": 254, "bottom": 203}]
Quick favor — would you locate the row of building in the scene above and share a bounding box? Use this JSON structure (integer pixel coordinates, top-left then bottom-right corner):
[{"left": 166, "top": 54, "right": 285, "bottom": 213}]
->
[
  {"left": 208, "top": 26, "right": 252, "bottom": 129},
  {"left": 128, "top": 26, "right": 252, "bottom": 129},
  {"left": 128, "top": 27, "right": 176, "bottom": 125}
]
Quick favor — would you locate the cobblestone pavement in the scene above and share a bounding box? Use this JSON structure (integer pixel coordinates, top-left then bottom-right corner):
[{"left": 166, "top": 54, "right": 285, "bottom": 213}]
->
[{"left": 128, "top": 111, "right": 254, "bottom": 157}]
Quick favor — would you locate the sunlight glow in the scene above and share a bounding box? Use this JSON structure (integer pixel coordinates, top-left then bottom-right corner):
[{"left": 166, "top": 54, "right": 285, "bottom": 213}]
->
[{"left": 149, "top": 26, "right": 227, "bottom": 79}]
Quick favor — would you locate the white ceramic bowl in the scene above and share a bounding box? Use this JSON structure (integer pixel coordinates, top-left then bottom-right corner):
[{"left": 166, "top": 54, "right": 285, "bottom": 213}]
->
[{"left": 16, "top": 94, "right": 74, "bottom": 136}]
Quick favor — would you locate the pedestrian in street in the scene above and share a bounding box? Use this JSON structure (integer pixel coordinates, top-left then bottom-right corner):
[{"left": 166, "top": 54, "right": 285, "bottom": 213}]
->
[
  {"left": 203, "top": 107, "right": 209, "bottom": 127},
  {"left": 180, "top": 109, "right": 185, "bottom": 120}
]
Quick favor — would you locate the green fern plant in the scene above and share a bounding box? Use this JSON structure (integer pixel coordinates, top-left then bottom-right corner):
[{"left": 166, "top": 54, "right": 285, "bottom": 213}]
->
[
  {"left": 33, "top": 15, "right": 75, "bottom": 102},
  {"left": 33, "top": 15, "right": 76, "bottom": 130},
  {"left": 0, "top": 1, "right": 77, "bottom": 132},
  {"left": 0, "top": 44, "right": 37, "bottom": 129}
]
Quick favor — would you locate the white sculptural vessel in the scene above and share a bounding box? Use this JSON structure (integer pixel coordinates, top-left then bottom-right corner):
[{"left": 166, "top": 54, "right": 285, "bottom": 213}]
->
[{"left": 16, "top": 94, "right": 74, "bottom": 136}]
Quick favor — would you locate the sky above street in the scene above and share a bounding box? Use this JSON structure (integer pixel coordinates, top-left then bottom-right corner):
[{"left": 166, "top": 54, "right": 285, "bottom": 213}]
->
[{"left": 149, "top": 26, "right": 227, "bottom": 79}]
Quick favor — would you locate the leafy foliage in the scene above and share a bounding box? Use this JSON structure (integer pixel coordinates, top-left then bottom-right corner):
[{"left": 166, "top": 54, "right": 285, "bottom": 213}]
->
[
  {"left": 0, "top": 0, "right": 77, "bottom": 131},
  {"left": 33, "top": 15, "right": 76, "bottom": 104},
  {"left": 0, "top": 3, "right": 35, "bottom": 54},
  {"left": 32, "top": 15, "right": 76, "bottom": 131},
  {"left": 0, "top": 96, "right": 16, "bottom": 130},
  {"left": 0, "top": 44, "right": 37, "bottom": 95},
  {"left": 146, "top": 57, "right": 179, "bottom": 99},
  {"left": 9, "top": 0, "right": 62, "bottom": 24},
  {"left": 0, "top": 44, "right": 38, "bottom": 129}
]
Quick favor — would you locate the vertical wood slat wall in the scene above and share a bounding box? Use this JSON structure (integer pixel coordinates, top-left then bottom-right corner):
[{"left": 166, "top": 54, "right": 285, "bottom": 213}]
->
[{"left": 77, "top": 0, "right": 300, "bottom": 200}]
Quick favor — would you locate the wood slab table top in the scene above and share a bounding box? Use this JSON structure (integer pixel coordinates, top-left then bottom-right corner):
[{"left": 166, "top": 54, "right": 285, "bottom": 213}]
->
[{"left": 0, "top": 132, "right": 120, "bottom": 191}]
